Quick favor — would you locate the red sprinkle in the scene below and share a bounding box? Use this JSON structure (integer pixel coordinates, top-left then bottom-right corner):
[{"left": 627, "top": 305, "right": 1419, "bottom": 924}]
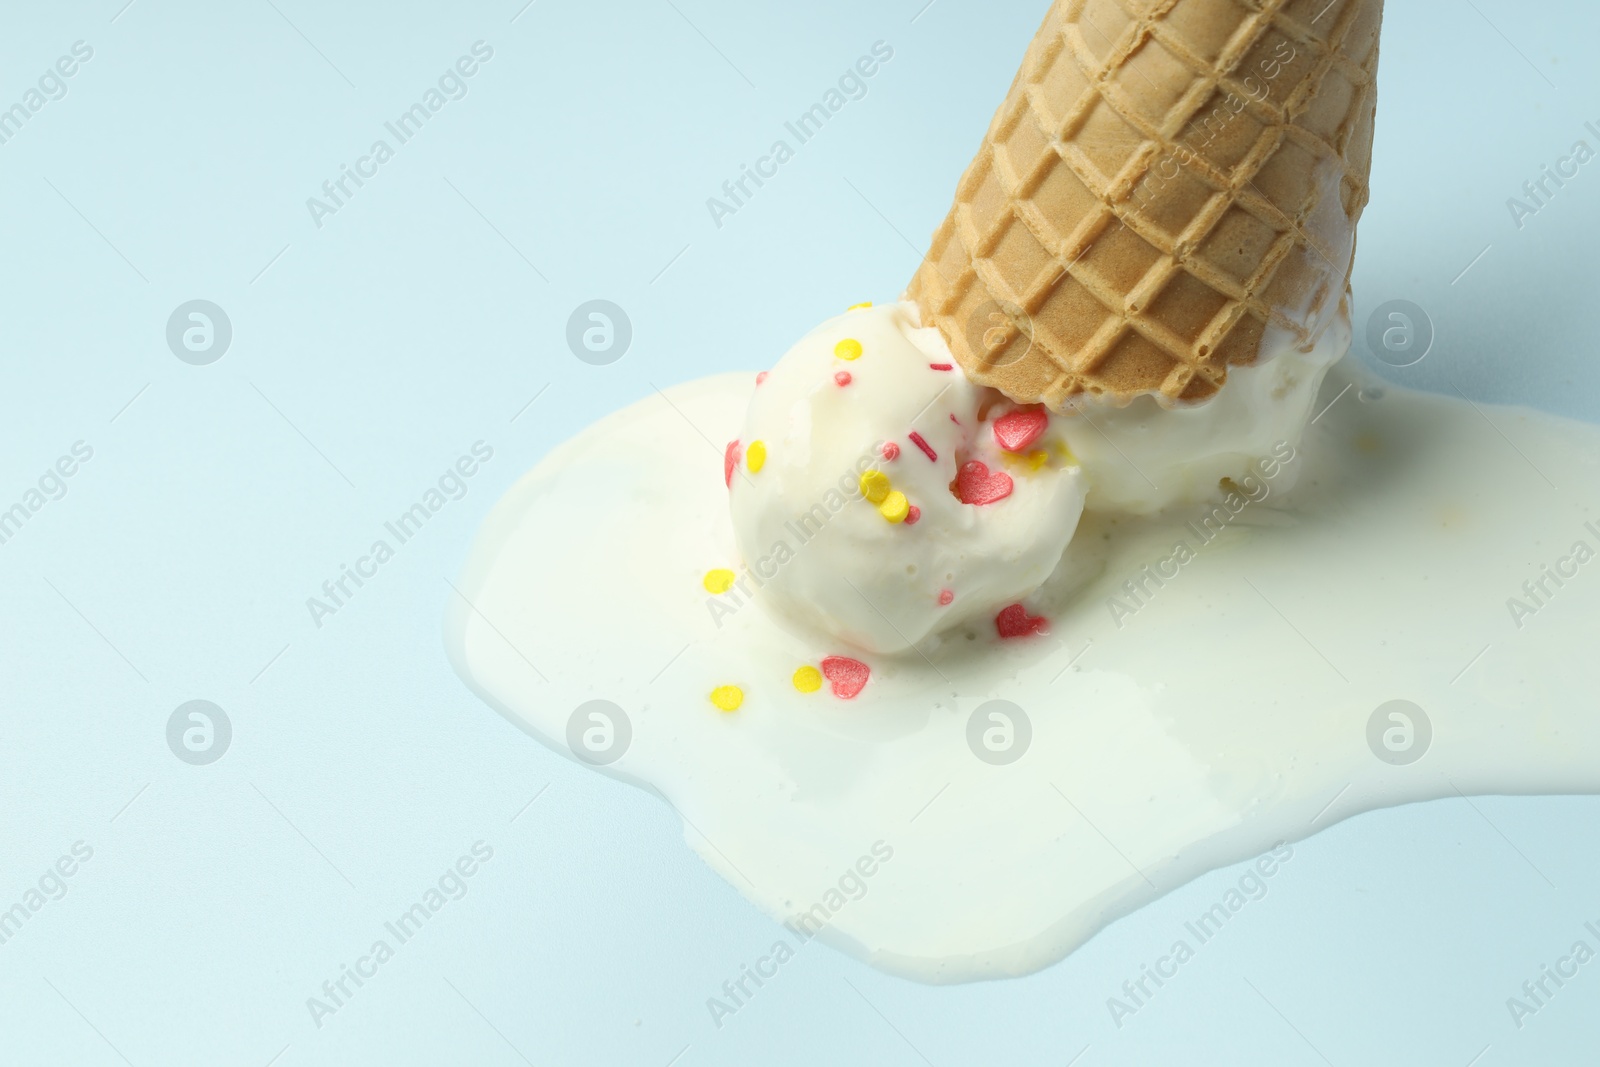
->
[
  {"left": 949, "top": 413, "right": 960, "bottom": 425},
  {"left": 755, "top": 371, "right": 768, "bottom": 386},
  {"left": 881, "top": 442, "right": 900, "bottom": 461},
  {"left": 820, "top": 655, "right": 870, "bottom": 699},
  {"left": 929, "top": 363, "right": 953, "bottom": 371},
  {"left": 938, "top": 589, "right": 954, "bottom": 606},
  {"left": 904, "top": 505, "right": 921, "bottom": 525},
  {"left": 953, "top": 460, "right": 1014, "bottom": 506},
  {"left": 993, "top": 407, "right": 1049, "bottom": 453},
  {"left": 908, "top": 431, "right": 937, "bottom": 462},
  {"left": 995, "top": 603, "right": 1049, "bottom": 639},
  {"left": 724, "top": 440, "right": 741, "bottom": 488},
  {"left": 834, "top": 371, "right": 852, "bottom": 386}
]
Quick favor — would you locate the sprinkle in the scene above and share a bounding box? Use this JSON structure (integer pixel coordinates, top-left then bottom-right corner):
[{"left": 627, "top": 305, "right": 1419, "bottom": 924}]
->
[
  {"left": 710, "top": 685, "right": 744, "bottom": 712},
  {"left": 949, "top": 413, "right": 960, "bottom": 425},
  {"left": 953, "top": 460, "right": 1013, "bottom": 506},
  {"left": 755, "top": 371, "right": 768, "bottom": 385},
  {"left": 878, "top": 491, "right": 909, "bottom": 524},
  {"left": 995, "top": 603, "right": 1048, "bottom": 639},
  {"left": 724, "top": 440, "right": 741, "bottom": 487},
  {"left": 929, "top": 363, "right": 953, "bottom": 371},
  {"left": 792, "top": 666, "right": 823, "bottom": 693},
  {"left": 835, "top": 338, "right": 863, "bottom": 361},
  {"left": 703, "top": 569, "right": 736, "bottom": 594},
  {"left": 938, "top": 589, "right": 954, "bottom": 606},
  {"left": 1028, "top": 449, "right": 1050, "bottom": 471},
  {"left": 904, "top": 504, "right": 921, "bottom": 525},
  {"left": 746, "top": 440, "right": 767, "bottom": 473},
  {"left": 847, "top": 301, "right": 873, "bottom": 311},
  {"left": 859, "top": 469, "right": 891, "bottom": 504},
  {"left": 993, "top": 407, "right": 1049, "bottom": 453},
  {"left": 820, "top": 656, "right": 870, "bottom": 699},
  {"left": 881, "top": 442, "right": 900, "bottom": 461},
  {"left": 834, "top": 371, "right": 853, "bottom": 386},
  {"left": 908, "top": 431, "right": 937, "bottom": 462}
]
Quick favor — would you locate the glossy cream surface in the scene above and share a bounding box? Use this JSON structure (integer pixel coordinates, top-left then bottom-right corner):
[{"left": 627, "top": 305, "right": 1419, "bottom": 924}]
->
[{"left": 447, "top": 359, "right": 1600, "bottom": 982}]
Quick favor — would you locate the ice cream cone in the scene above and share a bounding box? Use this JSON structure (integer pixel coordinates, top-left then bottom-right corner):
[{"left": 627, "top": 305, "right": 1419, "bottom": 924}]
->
[{"left": 907, "top": 0, "right": 1383, "bottom": 408}]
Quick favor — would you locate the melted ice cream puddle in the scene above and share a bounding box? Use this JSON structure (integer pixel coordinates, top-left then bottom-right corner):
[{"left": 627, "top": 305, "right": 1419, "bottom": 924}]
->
[{"left": 445, "top": 352, "right": 1600, "bottom": 982}]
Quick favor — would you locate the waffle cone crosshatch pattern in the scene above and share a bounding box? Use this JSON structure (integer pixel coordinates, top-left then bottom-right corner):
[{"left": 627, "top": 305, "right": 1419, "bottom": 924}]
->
[{"left": 909, "top": 0, "right": 1383, "bottom": 408}]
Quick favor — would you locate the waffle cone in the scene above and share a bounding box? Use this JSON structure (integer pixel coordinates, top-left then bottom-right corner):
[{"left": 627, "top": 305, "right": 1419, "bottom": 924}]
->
[{"left": 908, "top": 0, "right": 1383, "bottom": 408}]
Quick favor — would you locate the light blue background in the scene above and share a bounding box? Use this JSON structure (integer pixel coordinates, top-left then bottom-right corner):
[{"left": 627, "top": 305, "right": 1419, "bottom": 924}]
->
[{"left": 1, "top": 1, "right": 1597, "bottom": 1064}]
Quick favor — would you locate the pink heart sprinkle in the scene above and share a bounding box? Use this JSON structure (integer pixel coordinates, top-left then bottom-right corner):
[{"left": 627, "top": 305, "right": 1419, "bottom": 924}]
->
[
  {"left": 755, "top": 371, "right": 768, "bottom": 386},
  {"left": 938, "top": 589, "right": 954, "bottom": 606},
  {"left": 724, "top": 440, "right": 741, "bottom": 488},
  {"left": 881, "top": 442, "right": 900, "bottom": 461},
  {"left": 994, "top": 603, "right": 1048, "bottom": 639},
  {"left": 904, "top": 505, "right": 921, "bottom": 525},
  {"left": 820, "top": 656, "right": 870, "bottom": 699},
  {"left": 953, "top": 460, "right": 1013, "bottom": 506},
  {"left": 993, "top": 407, "right": 1049, "bottom": 453},
  {"left": 835, "top": 371, "right": 852, "bottom": 386}
]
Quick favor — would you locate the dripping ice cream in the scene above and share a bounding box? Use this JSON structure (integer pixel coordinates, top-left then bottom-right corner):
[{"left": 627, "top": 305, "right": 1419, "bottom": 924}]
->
[{"left": 725, "top": 298, "right": 1348, "bottom": 655}]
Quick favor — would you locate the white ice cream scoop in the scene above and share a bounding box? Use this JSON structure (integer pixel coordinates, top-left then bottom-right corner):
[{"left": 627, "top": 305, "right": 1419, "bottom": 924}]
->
[{"left": 727, "top": 302, "right": 1087, "bottom": 655}]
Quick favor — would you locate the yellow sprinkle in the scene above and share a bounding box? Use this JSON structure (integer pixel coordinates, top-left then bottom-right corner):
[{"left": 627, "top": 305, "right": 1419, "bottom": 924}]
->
[
  {"left": 711, "top": 685, "right": 744, "bottom": 712},
  {"left": 1028, "top": 449, "right": 1050, "bottom": 471},
  {"left": 859, "top": 469, "right": 891, "bottom": 504},
  {"left": 792, "top": 666, "right": 822, "bottom": 693},
  {"left": 1057, "top": 442, "right": 1077, "bottom": 465},
  {"left": 847, "top": 301, "right": 873, "bottom": 311},
  {"left": 835, "top": 338, "right": 863, "bottom": 361},
  {"left": 703, "top": 568, "right": 736, "bottom": 594},
  {"left": 878, "top": 491, "right": 909, "bottom": 524},
  {"left": 746, "top": 440, "right": 767, "bottom": 473}
]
